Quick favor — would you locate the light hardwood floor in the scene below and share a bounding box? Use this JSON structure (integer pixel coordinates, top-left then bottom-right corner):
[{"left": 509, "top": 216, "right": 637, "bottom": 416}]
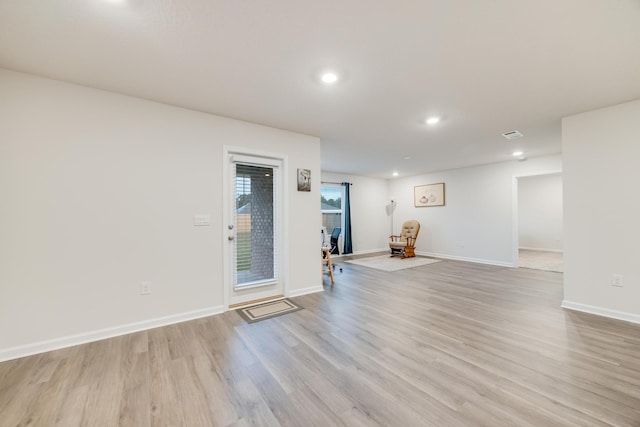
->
[{"left": 2, "top": 260, "right": 640, "bottom": 426}]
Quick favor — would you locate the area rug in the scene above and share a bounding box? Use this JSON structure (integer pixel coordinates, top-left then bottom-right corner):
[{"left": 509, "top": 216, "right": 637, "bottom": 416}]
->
[
  {"left": 236, "top": 299, "right": 303, "bottom": 323},
  {"left": 345, "top": 255, "right": 441, "bottom": 272}
]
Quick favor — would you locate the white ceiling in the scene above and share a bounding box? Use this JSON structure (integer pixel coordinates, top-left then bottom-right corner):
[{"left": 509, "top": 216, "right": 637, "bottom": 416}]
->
[{"left": 1, "top": 0, "right": 639, "bottom": 178}]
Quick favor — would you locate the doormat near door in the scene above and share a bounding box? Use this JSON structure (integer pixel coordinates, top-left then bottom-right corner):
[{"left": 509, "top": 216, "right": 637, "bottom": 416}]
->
[
  {"left": 345, "top": 255, "right": 441, "bottom": 272},
  {"left": 236, "top": 299, "right": 303, "bottom": 323}
]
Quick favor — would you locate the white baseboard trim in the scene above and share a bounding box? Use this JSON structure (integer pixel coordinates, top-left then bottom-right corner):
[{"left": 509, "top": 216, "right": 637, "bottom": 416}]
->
[
  {"left": 0, "top": 305, "right": 225, "bottom": 363},
  {"left": 288, "top": 285, "right": 324, "bottom": 298},
  {"left": 561, "top": 300, "right": 640, "bottom": 325},
  {"left": 416, "top": 251, "right": 515, "bottom": 268},
  {"left": 331, "top": 248, "right": 388, "bottom": 259},
  {"left": 353, "top": 248, "right": 389, "bottom": 255},
  {"left": 519, "top": 247, "right": 564, "bottom": 253}
]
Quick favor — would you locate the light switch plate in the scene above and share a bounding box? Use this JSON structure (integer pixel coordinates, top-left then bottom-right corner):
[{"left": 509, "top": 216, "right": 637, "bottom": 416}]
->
[
  {"left": 612, "top": 274, "right": 624, "bottom": 287},
  {"left": 140, "top": 281, "right": 151, "bottom": 295},
  {"left": 193, "top": 214, "right": 210, "bottom": 226}
]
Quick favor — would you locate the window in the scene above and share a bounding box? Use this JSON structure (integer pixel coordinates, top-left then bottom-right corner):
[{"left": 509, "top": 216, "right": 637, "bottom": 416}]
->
[
  {"left": 321, "top": 185, "right": 344, "bottom": 249},
  {"left": 234, "top": 163, "right": 277, "bottom": 287}
]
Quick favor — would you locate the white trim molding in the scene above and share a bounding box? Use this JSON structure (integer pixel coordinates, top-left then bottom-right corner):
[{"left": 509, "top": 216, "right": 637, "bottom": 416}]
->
[
  {"left": 416, "top": 251, "right": 515, "bottom": 268},
  {"left": 561, "top": 300, "right": 640, "bottom": 325},
  {"left": 519, "top": 247, "right": 564, "bottom": 253},
  {"left": 0, "top": 306, "right": 224, "bottom": 363},
  {"left": 353, "top": 248, "right": 390, "bottom": 256},
  {"left": 331, "top": 248, "right": 389, "bottom": 259},
  {"left": 288, "top": 285, "right": 324, "bottom": 298}
]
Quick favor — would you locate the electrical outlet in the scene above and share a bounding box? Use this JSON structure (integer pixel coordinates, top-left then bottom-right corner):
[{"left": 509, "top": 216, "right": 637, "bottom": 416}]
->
[
  {"left": 612, "top": 274, "right": 624, "bottom": 287},
  {"left": 141, "top": 281, "right": 151, "bottom": 295}
]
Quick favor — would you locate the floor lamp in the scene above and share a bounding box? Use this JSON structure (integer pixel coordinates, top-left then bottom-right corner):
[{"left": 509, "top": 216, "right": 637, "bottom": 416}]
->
[{"left": 386, "top": 199, "right": 396, "bottom": 235}]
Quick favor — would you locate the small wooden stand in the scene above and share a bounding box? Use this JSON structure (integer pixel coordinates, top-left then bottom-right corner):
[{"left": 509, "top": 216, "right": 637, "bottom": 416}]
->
[{"left": 322, "top": 248, "right": 334, "bottom": 285}]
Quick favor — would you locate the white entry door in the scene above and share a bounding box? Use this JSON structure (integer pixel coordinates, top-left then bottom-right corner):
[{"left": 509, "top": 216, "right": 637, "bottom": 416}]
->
[{"left": 224, "top": 150, "right": 285, "bottom": 307}]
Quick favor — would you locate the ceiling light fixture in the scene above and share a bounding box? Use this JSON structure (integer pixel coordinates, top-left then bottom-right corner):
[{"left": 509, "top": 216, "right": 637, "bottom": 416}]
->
[
  {"left": 392, "top": 172, "right": 399, "bottom": 177},
  {"left": 502, "top": 130, "right": 524, "bottom": 140},
  {"left": 426, "top": 116, "right": 440, "bottom": 125},
  {"left": 512, "top": 151, "right": 527, "bottom": 161},
  {"left": 321, "top": 72, "right": 338, "bottom": 84}
]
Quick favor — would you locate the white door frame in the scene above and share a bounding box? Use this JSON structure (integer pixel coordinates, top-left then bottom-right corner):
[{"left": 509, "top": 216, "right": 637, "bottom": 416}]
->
[{"left": 222, "top": 145, "right": 289, "bottom": 309}]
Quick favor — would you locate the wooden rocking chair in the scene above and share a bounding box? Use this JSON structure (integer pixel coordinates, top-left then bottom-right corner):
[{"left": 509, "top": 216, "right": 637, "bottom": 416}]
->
[{"left": 389, "top": 220, "right": 420, "bottom": 258}]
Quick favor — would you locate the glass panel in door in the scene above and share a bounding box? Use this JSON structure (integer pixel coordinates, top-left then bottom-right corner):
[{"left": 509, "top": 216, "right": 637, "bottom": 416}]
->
[{"left": 233, "top": 163, "right": 277, "bottom": 288}]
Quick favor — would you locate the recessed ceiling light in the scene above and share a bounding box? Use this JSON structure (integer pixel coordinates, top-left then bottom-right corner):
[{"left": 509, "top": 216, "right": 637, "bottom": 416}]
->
[
  {"left": 426, "top": 116, "right": 440, "bottom": 125},
  {"left": 512, "top": 151, "right": 524, "bottom": 156},
  {"left": 403, "top": 156, "right": 411, "bottom": 160},
  {"left": 392, "top": 172, "right": 399, "bottom": 177},
  {"left": 321, "top": 72, "right": 338, "bottom": 84}
]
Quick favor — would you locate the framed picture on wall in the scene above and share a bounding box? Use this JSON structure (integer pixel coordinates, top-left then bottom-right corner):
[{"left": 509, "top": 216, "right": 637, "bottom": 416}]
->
[
  {"left": 414, "top": 183, "right": 445, "bottom": 207},
  {"left": 297, "top": 168, "right": 311, "bottom": 191}
]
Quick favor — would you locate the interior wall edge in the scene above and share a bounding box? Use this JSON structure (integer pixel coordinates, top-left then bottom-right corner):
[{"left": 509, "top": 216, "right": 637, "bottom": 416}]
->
[
  {"left": 415, "top": 251, "right": 515, "bottom": 268},
  {"left": 561, "top": 300, "right": 640, "bottom": 326},
  {"left": 339, "top": 248, "right": 390, "bottom": 257},
  {"left": 0, "top": 305, "right": 225, "bottom": 363},
  {"left": 287, "top": 286, "right": 324, "bottom": 299},
  {"left": 518, "top": 247, "right": 564, "bottom": 253}
]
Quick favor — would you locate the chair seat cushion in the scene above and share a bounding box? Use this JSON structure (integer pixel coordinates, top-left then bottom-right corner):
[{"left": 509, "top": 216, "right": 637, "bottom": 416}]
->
[{"left": 389, "top": 241, "right": 409, "bottom": 249}]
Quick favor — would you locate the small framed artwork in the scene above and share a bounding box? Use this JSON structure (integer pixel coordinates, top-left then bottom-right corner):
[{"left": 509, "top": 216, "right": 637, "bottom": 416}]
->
[
  {"left": 297, "top": 168, "right": 311, "bottom": 192},
  {"left": 414, "top": 183, "right": 445, "bottom": 207}
]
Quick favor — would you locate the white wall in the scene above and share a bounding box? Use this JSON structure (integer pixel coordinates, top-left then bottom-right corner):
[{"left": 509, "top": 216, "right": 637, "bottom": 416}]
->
[
  {"left": 518, "top": 173, "right": 563, "bottom": 251},
  {"left": 321, "top": 172, "right": 390, "bottom": 254},
  {"left": 388, "top": 155, "right": 562, "bottom": 266},
  {"left": 0, "top": 69, "right": 321, "bottom": 360},
  {"left": 562, "top": 99, "right": 640, "bottom": 323}
]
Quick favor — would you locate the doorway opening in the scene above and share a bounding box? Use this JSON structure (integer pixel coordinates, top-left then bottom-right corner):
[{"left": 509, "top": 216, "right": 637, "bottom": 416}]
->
[
  {"left": 515, "top": 173, "right": 564, "bottom": 272},
  {"left": 223, "top": 148, "right": 286, "bottom": 308}
]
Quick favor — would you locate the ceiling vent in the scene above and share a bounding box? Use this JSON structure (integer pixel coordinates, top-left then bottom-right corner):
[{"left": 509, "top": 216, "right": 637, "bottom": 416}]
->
[{"left": 502, "top": 130, "right": 524, "bottom": 140}]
